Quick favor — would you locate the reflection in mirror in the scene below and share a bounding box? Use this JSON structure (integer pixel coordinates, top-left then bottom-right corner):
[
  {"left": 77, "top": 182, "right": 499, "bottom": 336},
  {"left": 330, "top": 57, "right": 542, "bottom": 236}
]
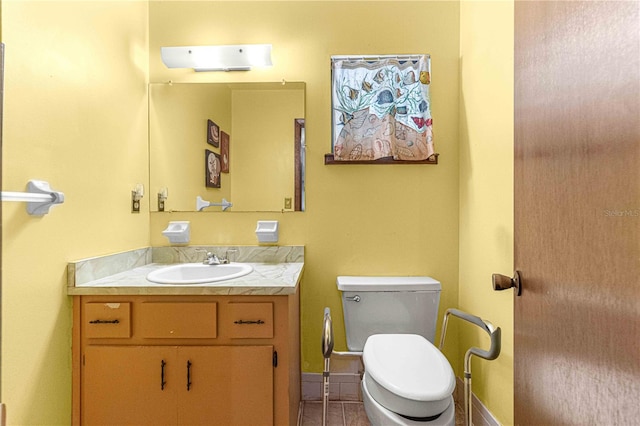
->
[{"left": 149, "top": 82, "right": 305, "bottom": 212}]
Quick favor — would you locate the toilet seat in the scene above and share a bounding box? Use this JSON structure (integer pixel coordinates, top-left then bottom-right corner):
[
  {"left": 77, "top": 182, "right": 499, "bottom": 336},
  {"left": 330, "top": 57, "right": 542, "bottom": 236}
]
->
[
  {"left": 363, "top": 334, "right": 455, "bottom": 418},
  {"left": 362, "top": 375, "right": 455, "bottom": 426}
]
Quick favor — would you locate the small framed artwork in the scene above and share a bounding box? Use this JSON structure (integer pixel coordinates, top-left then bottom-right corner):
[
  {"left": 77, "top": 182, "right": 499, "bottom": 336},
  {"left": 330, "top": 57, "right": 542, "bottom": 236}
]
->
[
  {"left": 220, "top": 131, "right": 230, "bottom": 173},
  {"left": 207, "top": 119, "right": 220, "bottom": 147},
  {"left": 205, "top": 149, "right": 221, "bottom": 188}
]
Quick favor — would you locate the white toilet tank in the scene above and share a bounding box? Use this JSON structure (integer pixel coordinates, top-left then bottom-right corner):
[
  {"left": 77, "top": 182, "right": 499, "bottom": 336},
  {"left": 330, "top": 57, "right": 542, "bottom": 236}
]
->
[{"left": 337, "top": 276, "right": 441, "bottom": 351}]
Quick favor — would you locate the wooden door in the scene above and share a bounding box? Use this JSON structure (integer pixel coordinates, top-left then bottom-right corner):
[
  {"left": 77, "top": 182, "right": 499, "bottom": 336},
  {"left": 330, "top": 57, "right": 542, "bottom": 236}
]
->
[
  {"left": 82, "top": 346, "right": 177, "bottom": 425},
  {"left": 177, "top": 345, "right": 274, "bottom": 426},
  {"left": 514, "top": 1, "right": 640, "bottom": 424}
]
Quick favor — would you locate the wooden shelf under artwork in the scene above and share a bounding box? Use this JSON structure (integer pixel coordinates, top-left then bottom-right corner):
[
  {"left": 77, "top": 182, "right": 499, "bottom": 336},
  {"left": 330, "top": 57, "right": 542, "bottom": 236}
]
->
[{"left": 324, "top": 153, "right": 439, "bottom": 165}]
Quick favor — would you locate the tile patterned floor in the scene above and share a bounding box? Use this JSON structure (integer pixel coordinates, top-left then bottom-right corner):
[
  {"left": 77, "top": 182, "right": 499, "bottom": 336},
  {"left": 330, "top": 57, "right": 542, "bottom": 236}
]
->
[{"left": 299, "top": 400, "right": 465, "bottom": 426}]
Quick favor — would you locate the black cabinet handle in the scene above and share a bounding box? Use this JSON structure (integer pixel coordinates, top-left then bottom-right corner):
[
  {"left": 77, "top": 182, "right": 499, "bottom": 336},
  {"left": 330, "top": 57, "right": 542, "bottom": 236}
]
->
[
  {"left": 234, "top": 319, "right": 265, "bottom": 325},
  {"left": 186, "top": 360, "right": 192, "bottom": 391},
  {"left": 88, "top": 319, "right": 120, "bottom": 324},
  {"left": 161, "top": 360, "right": 167, "bottom": 390}
]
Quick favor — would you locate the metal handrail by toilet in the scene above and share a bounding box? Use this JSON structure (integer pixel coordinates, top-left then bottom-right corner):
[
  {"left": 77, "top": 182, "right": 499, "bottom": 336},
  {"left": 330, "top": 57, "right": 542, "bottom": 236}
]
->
[
  {"left": 322, "top": 307, "right": 501, "bottom": 426},
  {"left": 439, "top": 308, "right": 502, "bottom": 426},
  {"left": 321, "top": 308, "right": 334, "bottom": 426},
  {"left": 321, "top": 307, "right": 364, "bottom": 426}
]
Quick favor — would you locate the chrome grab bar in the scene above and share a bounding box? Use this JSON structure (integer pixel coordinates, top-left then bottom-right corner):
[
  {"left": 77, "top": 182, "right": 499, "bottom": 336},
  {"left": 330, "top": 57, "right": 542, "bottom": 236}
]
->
[
  {"left": 439, "top": 308, "right": 501, "bottom": 426},
  {"left": 439, "top": 308, "right": 501, "bottom": 361},
  {"left": 322, "top": 308, "right": 361, "bottom": 358},
  {"left": 321, "top": 309, "right": 361, "bottom": 426},
  {"left": 321, "top": 308, "right": 334, "bottom": 426},
  {"left": 322, "top": 308, "right": 334, "bottom": 359}
]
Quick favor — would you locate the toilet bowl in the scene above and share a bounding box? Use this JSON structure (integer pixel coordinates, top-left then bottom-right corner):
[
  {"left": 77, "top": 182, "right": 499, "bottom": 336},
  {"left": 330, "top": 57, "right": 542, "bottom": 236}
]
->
[
  {"left": 363, "top": 334, "right": 455, "bottom": 419},
  {"left": 362, "top": 375, "right": 455, "bottom": 426},
  {"left": 336, "top": 276, "right": 456, "bottom": 426}
]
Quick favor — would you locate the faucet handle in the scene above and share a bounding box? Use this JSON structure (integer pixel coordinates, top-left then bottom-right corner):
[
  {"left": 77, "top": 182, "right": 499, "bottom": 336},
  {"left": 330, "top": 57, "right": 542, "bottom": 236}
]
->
[{"left": 201, "top": 252, "right": 220, "bottom": 264}]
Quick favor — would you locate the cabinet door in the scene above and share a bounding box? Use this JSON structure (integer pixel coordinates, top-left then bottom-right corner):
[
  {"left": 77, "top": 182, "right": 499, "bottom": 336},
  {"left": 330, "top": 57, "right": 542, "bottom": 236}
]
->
[
  {"left": 177, "top": 345, "right": 274, "bottom": 426},
  {"left": 82, "top": 346, "right": 177, "bottom": 425}
]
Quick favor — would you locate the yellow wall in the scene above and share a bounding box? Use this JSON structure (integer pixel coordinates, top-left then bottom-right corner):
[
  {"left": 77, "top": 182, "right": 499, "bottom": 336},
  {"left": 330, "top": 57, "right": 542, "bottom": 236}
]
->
[
  {"left": 1, "top": 1, "right": 148, "bottom": 424},
  {"left": 0, "top": 1, "right": 517, "bottom": 424},
  {"left": 459, "top": 1, "right": 514, "bottom": 424},
  {"left": 148, "top": 0, "right": 462, "bottom": 375}
]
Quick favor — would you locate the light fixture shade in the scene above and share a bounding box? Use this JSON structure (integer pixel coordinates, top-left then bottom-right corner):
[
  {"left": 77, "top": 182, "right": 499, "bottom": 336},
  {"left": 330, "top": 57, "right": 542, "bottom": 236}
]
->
[{"left": 161, "top": 44, "right": 272, "bottom": 72}]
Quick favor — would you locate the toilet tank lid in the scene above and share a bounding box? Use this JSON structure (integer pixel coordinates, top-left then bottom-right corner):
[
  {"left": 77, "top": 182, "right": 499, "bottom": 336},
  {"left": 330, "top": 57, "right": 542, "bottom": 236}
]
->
[{"left": 337, "top": 276, "right": 441, "bottom": 291}]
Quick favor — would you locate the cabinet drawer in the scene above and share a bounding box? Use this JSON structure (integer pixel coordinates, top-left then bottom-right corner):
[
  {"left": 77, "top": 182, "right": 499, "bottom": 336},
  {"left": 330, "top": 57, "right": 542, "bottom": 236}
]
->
[
  {"left": 227, "top": 303, "right": 273, "bottom": 339},
  {"left": 139, "top": 302, "right": 217, "bottom": 339},
  {"left": 84, "top": 302, "right": 131, "bottom": 339}
]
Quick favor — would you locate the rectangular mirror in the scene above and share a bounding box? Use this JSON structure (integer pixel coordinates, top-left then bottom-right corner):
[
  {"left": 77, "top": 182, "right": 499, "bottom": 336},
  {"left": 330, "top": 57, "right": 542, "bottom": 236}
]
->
[{"left": 149, "top": 82, "right": 305, "bottom": 212}]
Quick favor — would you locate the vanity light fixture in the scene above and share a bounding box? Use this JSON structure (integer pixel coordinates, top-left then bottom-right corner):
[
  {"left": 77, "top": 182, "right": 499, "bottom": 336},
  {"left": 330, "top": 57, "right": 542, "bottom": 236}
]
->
[{"left": 161, "top": 44, "right": 273, "bottom": 72}]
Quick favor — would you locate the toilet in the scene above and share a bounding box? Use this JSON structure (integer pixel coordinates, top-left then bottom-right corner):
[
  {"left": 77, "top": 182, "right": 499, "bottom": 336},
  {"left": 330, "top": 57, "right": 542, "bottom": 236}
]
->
[{"left": 337, "top": 276, "right": 456, "bottom": 426}]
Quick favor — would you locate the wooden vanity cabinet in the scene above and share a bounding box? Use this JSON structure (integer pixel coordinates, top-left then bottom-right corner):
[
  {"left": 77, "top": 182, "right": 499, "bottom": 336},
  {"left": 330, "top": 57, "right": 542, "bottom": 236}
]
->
[{"left": 72, "top": 293, "right": 300, "bottom": 426}]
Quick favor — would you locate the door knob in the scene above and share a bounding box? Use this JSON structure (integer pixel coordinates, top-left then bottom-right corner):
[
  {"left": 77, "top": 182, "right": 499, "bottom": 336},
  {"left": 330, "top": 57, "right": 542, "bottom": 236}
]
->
[{"left": 492, "top": 271, "right": 522, "bottom": 296}]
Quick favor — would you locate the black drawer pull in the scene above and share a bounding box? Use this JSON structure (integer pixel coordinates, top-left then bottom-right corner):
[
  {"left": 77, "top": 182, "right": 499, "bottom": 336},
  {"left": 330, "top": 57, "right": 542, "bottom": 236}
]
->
[
  {"left": 161, "top": 360, "right": 167, "bottom": 390},
  {"left": 89, "top": 319, "right": 120, "bottom": 324},
  {"left": 234, "top": 319, "right": 265, "bottom": 325},
  {"left": 187, "top": 360, "right": 192, "bottom": 391}
]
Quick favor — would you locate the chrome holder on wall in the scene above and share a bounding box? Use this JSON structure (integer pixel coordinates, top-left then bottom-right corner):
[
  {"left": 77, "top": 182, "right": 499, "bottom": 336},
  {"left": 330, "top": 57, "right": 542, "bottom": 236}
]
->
[
  {"left": 0, "top": 180, "right": 65, "bottom": 216},
  {"left": 196, "top": 195, "right": 232, "bottom": 211}
]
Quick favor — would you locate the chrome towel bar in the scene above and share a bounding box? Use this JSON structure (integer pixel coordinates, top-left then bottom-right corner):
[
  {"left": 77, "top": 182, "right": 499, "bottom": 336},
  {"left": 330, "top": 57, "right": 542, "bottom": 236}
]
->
[{"left": 1, "top": 180, "right": 64, "bottom": 215}]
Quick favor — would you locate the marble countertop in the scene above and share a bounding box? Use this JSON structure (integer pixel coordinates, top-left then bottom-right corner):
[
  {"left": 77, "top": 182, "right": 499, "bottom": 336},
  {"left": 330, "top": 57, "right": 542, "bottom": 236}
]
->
[
  {"left": 68, "top": 262, "right": 303, "bottom": 295},
  {"left": 67, "top": 246, "right": 304, "bottom": 296}
]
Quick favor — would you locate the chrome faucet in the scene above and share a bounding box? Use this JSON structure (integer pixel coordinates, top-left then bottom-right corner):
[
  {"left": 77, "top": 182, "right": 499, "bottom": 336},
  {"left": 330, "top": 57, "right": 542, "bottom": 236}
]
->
[{"left": 202, "top": 252, "right": 230, "bottom": 265}]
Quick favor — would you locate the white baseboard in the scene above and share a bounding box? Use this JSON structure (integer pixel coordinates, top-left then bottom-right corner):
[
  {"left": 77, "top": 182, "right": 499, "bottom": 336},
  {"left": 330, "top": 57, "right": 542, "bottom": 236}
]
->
[{"left": 455, "top": 377, "right": 501, "bottom": 426}]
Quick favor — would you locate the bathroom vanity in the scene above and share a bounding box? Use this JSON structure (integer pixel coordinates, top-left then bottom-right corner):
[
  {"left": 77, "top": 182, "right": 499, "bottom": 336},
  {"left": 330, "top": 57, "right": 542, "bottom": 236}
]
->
[{"left": 68, "top": 246, "right": 303, "bottom": 426}]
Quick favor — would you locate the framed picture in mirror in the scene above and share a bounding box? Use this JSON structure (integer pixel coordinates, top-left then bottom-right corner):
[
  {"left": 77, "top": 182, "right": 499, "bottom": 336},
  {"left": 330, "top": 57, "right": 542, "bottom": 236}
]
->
[
  {"left": 205, "top": 149, "right": 221, "bottom": 188},
  {"left": 221, "top": 131, "right": 230, "bottom": 173},
  {"left": 207, "top": 119, "right": 220, "bottom": 147}
]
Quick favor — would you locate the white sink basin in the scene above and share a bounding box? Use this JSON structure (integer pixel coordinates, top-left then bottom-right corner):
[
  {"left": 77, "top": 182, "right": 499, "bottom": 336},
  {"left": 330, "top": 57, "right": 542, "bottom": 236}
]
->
[{"left": 146, "top": 263, "right": 253, "bottom": 285}]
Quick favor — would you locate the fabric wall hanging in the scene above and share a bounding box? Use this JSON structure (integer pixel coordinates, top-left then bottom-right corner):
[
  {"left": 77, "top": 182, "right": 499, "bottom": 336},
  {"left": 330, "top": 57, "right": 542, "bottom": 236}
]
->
[{"left": 329, "top": 54, "right": 435, "bottom": 163}]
